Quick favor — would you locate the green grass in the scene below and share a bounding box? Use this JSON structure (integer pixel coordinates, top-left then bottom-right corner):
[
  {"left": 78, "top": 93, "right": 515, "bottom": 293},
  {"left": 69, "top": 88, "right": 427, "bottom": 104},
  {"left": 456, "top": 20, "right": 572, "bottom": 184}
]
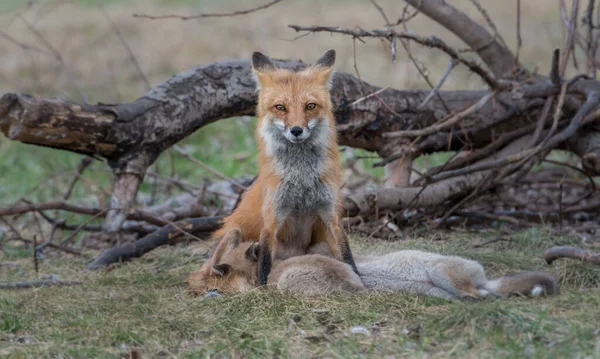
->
[{"left": 1, "top": 230, "right": 599, "bottom": 358}]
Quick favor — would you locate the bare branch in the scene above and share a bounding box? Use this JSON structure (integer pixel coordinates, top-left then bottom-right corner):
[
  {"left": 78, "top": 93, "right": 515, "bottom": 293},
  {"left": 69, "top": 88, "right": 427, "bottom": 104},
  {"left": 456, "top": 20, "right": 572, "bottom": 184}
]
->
[
  {"left": 385, "top": 92, "right": 495, "bottom": 138},
  {"left": 288, "top": 24, "right": 502, "bottom": 89},
  {"left": 403, "top": 0, "right": 517, "bottom": 78},
  {"left": 133, "top": 0, "right": 284, "bottom": 21},
  {"left": 87, "top": 216, "right": 223, "bottom": 269}
]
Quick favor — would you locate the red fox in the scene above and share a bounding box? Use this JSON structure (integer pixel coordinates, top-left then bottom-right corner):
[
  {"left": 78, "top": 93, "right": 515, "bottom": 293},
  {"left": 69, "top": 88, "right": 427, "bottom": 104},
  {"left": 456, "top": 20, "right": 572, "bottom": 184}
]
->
[
  {"left": 199, "top": 49, "right": 357, "bottom": 285},
  {"left": 190, "top": 235, "right": 558, "bottom": 300}
]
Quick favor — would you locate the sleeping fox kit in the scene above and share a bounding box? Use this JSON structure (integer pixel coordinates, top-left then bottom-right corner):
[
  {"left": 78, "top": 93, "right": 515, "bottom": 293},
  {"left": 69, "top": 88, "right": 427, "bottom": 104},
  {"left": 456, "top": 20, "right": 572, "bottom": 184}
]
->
[
  {"left": 189, "top": 49, "right": 357, "bottom": 288},
  {"left": 190, "top": 234, "right": 558, "bottom": 300}
]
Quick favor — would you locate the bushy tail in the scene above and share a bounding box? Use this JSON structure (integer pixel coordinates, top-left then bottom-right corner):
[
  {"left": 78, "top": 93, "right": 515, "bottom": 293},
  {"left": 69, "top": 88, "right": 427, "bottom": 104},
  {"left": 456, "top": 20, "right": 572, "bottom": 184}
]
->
[{"left": 484, "top": 271, "right": 559, "bottom": 297}]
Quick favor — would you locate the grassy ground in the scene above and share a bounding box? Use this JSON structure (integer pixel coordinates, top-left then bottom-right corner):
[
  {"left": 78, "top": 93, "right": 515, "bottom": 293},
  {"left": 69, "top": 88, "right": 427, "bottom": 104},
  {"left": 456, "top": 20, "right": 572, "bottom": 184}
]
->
[{"left": 2, "top": 229, "right": 600, "bottom": 358}]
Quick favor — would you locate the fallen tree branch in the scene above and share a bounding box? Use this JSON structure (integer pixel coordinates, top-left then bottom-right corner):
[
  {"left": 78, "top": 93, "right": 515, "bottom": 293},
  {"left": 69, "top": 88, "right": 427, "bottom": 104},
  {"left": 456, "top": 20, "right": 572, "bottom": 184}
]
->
[
  {"left": 544, "top": 245, "right": 600, "bottom": 265},
  {"left": 86, "top": 216, "right": 223, "bottom": 269},
  {"left": 0, "top": 280, "right": 82, "bottom": 289}
]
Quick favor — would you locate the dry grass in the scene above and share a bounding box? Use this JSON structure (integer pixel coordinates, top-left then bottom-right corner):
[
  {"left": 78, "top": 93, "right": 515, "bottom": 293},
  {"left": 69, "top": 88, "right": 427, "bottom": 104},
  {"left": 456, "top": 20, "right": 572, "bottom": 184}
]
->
[{"left": 2, "top": 229, "right": 600, "bottom": 358}]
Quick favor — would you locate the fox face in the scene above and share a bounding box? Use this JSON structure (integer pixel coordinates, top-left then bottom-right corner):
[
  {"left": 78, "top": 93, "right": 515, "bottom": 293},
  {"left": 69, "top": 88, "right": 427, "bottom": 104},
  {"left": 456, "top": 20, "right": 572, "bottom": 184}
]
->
[
  {"left": 252, "top": 50, "right": 336, "bottom": 145},
  {"left": 188, "top": 229, "right": 259, "bottom": 296}
]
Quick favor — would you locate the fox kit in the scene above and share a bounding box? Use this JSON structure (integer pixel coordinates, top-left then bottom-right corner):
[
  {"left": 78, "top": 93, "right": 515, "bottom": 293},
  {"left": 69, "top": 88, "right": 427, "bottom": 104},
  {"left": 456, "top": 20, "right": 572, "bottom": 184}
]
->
[
  {"left": 196, "top": 241, "right": 558, "bottom": 300},
  {"left": 188, "top": 229, "right": 259, "bottom": 296},
  {"left": 206, "top": 49, "right": 357, "bottom": 285},
  {"left": 354, "top": 250, "right": 558, "bottom": 299}
]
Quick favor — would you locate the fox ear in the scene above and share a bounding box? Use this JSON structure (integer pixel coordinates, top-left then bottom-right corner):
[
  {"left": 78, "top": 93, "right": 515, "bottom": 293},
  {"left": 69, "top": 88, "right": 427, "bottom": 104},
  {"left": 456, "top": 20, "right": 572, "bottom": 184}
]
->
[
  {"left": 251, "top": 52, "right": 276, "bottom": 90},
  {"left": 245, "top": 243, "right": 260, "bottom": 262},
  {"left": 223, "top": 228, "right": 242, "bottom": 249},
  {"left": 311, "top": 49, "right": 336, "bottom": 89},
  {"left": 211, "top": 228, "right": 242, "bottom": 263},
  {"left": 314, "top": 49, "right": 336, "bottom": 68},
  {"left": 212, "top": 263, "right": 231, "bottom": 277},
  {"left": 252, "top": 52, "right": 276, "bottom": 72}
]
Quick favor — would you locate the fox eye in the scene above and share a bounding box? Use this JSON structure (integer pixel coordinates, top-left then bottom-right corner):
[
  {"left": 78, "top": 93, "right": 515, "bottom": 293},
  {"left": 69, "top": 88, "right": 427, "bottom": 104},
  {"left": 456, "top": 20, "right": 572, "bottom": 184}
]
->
[
  {"left": 305, "top": 103, "right": 317, "bottom": 110},
  {"left": 274, "top": 104, "right": 286, "bottom": 112}
]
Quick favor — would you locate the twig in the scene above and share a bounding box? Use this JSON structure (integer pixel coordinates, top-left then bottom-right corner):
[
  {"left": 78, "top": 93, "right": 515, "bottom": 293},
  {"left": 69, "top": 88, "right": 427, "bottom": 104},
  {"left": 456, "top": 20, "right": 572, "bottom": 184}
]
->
[
  {"left": 544, "top": 245, "right": 600, "bottom": 265},
  {"left": 63, "top": 157, "right": 93, "bottom": 201},
  {"left": 133, "top": 0, "right": 284, "bottom": 21},
  {"left": 419, "top": 59, "right": 457, "bottom": 108},
  {"left": 515, "top": 0, "right": 522, "bottom": 66},
  {"left": 369, "top": 0, "right": 391, "bottom": 26},
  {"left": 174, "top": 146, "right": 246, "bottom": 191},
  {"left": 33, "top": 235, "right": 38, "bottom": 274},
  {"left": 0, "top": 201, "right": 172, "bottom": 227},
  {"left": 0, "top": 280, "right": 82, "bottom": 289},
  {"left": 100, "top": 5, "right": 151, "bottom": 91},
  {"left": 288, "top": 25, "right": 502, "bottom": 89},
  {"left": 384, "top": 92, "right": 495, "bottom": 138},
  {"left": 585, "top": 0, "right": 596, "bottom": 75},
  {"left": 467, "top": 0, "right": 508, "bottom": 49},
  {"left": 347, "top": 86, "right": 391, "bottom": 107},
  {"left": 58, "top": 209, "right": 108, "bottom": 247},
  {"left": 17, "top": 14, "right": 86, "bottom": 102}
]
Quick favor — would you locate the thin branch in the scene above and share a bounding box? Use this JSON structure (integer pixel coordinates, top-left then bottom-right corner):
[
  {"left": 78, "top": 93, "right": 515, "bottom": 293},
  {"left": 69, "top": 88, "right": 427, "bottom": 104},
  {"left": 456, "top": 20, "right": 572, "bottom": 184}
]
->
[
  {"left": 419, "top": 59, "right": 457, "bottom": 108},
  {"left": 133, "top": 0, "right": 284, "bottom": 21},
  {"left": 100, "top": 5, "right": 151, "bottom": 91},
  {"left": 467, "top": 0, "right": 508, "bottom": 49},
  {"left": 63, "top": 157, "right": 93, "bottom": 201},
  {"left": 174, "top": 146, "right": 246, "bottom": 191},
  {"left": 516, "top": 0, "right": 522, "bottom": 65},
  {"left": 385, "top": 92, "right": 495, "bottom": 138},
  {"left": 0, "top": 201, "right": 168, "bottom": 227},
  {"left": 17, "top": 14, "right": 86, "bottom": 102},
  {"left": 288, "top": 25, "right": 503, "bottom": 89}
]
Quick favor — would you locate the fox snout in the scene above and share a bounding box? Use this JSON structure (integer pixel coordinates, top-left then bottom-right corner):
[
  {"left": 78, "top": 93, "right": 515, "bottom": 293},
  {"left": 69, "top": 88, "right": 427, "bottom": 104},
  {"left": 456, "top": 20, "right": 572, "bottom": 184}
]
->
[{"left": 276, "top": 119, "right": 319, "bottom": 144}]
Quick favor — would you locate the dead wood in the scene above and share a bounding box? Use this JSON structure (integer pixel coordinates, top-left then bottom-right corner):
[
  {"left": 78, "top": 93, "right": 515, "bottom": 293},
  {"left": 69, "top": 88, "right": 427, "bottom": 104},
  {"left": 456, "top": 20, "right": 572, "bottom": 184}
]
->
[
  {"left": 86, "top": 216, "right": 223, "bottom": 269},
  {"left": 544, "top": 245, "right": 600, "bottom": 265},
  {"left": 2, "top": 0, "right": 600, "bottom": 237}
]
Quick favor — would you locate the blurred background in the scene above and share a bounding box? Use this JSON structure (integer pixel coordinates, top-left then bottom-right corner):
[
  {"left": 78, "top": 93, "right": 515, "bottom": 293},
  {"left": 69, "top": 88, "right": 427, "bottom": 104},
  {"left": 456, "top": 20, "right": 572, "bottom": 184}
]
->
[{"left": 0, "top": 0, "right": 574, "bottom": 208}]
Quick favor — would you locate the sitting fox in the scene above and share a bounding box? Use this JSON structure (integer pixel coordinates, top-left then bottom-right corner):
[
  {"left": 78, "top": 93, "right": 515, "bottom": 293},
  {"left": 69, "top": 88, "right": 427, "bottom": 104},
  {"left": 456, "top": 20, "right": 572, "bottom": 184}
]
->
[
  {"left": 188, "top": 231, "right": 558, "bottom": 300},
  {"left": 196, "top": 49, "right": 357, "bottom": 287}
]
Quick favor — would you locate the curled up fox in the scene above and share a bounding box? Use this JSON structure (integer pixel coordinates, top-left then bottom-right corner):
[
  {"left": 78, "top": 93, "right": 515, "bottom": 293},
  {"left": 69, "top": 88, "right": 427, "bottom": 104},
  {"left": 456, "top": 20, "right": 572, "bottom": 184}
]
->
[{"left": 188, "top": 49, "right": 358, "bottom": 288}]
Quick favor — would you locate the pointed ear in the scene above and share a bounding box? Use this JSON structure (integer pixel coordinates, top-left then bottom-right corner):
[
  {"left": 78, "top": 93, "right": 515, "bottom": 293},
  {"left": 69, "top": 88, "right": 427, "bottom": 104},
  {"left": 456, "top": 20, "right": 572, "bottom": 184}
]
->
[
  {"left": 222, "top": 228, "right": 242, "bottom": 249},
  {"left": 252, "top": 52, "right": 276, "bottom": 72},
  {"left": 314, "top": 49, "right": 336, "bottom": 68},
  {"left": 310, "top": 49, "right": 336, "bottom": 89},
  {"left": 212, "top": 263, "right": 231, "bottom": 277},
  {"left": 251, "top": 52, "right": 276, "bottom": 90},
  {"left": 245, "top": 243, "right": 260, "bottom": 262},
  {"left": 211, "top": 228, "right": 242, "bottom": 263}
]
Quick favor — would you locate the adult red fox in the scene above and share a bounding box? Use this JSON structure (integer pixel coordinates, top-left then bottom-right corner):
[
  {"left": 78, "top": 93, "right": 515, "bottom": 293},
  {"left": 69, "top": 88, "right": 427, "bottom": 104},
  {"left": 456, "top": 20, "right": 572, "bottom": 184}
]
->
[
  {"left": 193, "top": 49, "right": 357, "bottom": 286},
  {"left": 189, "top": 233, "right": 558, "bottom": 300}
]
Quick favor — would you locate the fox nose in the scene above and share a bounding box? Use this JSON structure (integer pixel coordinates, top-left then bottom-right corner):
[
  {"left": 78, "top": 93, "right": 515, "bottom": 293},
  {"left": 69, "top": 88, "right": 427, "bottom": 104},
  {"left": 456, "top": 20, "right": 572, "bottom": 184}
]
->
[{"left": 290, "top": 126, "right": 303, "bottom": 137}]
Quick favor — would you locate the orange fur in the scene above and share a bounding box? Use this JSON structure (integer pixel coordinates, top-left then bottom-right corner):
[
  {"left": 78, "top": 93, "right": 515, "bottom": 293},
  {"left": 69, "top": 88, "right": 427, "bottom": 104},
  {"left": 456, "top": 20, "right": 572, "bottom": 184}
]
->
[{"left": 203, "top": 50, "right": 356, "bottom": 285}]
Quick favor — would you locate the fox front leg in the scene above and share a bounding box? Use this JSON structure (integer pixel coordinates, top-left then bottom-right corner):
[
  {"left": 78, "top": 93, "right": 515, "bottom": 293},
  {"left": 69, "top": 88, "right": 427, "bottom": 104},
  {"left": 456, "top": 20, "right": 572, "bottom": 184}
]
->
[
  {"left": 323, "top": 216, "right": 358, "bottom": 275},
  {"left": 257, "top": 229, "right": 274, "bottom": 286}
]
